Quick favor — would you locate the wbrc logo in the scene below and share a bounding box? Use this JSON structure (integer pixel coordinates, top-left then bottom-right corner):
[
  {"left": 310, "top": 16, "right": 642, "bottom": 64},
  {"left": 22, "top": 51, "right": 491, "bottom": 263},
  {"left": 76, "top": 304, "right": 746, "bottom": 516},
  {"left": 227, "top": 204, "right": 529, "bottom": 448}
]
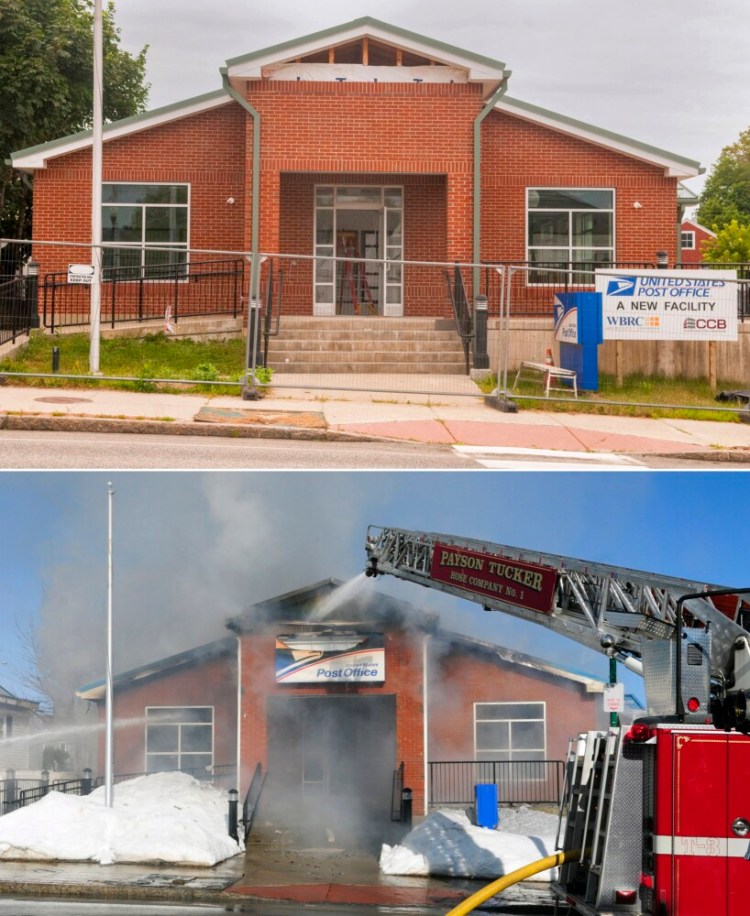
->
[
  {"left": 683, "top": 318, "right": 727, "bottom": 331},
  {"left": 606, "top": 277, "right": 636, "bottom": 296}
]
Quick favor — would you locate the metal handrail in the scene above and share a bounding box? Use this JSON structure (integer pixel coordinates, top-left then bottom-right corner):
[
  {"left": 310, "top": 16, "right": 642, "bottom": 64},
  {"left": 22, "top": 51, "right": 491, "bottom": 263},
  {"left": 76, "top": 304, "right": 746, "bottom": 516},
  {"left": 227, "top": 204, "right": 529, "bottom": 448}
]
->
[{"left": 242, "top": 762, "right": 265, "bottom": 840}]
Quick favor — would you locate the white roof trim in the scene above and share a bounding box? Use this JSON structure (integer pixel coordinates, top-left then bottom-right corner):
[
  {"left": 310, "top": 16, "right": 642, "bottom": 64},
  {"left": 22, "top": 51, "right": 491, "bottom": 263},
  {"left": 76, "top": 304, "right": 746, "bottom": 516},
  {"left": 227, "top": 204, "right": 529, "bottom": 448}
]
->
[
  {"left": 494, "top": 97, "right": 701, "bottom": 179},
  {"left": 227, "top": 22, "right": 505, "bottom": 88},
  {"left": 11, "top": 93, "right": 233, "bottom": 171}
]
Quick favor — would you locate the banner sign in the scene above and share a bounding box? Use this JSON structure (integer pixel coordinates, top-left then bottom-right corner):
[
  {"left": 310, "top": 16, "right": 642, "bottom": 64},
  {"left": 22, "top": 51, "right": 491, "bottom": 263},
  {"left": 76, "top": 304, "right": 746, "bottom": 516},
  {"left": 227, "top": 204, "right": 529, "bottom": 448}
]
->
[
  {"left": 275, "top": 632, "right": 385, "bottom": 684},
  {"left": 430, "top": 543, "right": 557, "bottom": 613},
  {"left": 595, "top": 268, "right": 738, "bottom": 341}
]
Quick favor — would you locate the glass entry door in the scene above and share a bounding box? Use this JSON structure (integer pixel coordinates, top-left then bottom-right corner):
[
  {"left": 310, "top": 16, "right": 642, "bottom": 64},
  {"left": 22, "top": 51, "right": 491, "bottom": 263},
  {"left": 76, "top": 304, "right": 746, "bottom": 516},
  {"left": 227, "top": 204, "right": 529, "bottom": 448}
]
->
[{"left": 314, "top": 186, "right": 403, "bottom": 317}]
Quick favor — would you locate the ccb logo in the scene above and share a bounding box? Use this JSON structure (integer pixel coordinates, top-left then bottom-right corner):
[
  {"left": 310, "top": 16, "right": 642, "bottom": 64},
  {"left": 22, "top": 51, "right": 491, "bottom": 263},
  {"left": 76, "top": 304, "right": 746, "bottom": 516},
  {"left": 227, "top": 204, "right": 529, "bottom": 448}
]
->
[{"left": 683, "top": 318, "right": 727, "bottom": 330}]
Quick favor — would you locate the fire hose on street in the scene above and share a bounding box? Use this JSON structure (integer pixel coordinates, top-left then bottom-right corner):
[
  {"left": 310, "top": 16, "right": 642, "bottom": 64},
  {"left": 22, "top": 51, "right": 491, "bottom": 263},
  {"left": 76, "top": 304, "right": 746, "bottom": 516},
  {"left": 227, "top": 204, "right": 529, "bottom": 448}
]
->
[{"left": 444, "top": 848, "right": 582, "bottom": 916}]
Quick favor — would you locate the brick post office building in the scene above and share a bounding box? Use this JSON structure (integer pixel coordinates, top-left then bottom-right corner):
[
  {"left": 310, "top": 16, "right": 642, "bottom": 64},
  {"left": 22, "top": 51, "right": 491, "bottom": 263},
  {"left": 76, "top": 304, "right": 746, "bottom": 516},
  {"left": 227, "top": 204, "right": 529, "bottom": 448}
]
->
[
  {"left": 77, "top": 579, "right": 604, "bottom": 835},
  {"left": 11, "top": 17, "right": 701, "bottom": 337}
]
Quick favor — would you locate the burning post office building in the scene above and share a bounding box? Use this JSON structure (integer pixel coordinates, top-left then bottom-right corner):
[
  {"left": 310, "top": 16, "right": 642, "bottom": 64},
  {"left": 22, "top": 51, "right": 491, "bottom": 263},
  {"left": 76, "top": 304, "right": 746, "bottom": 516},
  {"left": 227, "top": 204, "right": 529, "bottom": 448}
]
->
[{"left": 77, "top": 579, "right": 604, "bottom": 838}]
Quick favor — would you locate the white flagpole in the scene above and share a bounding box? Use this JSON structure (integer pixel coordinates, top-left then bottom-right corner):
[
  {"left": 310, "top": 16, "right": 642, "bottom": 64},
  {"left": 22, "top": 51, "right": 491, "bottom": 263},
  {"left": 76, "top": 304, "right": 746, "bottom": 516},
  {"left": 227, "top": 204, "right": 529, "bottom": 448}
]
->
[
  {"left": 89, "top": 0, "right": 103, "bottom": 374},
  {"left": 104, "top": 481, "right": 114, "bottom": 806}
]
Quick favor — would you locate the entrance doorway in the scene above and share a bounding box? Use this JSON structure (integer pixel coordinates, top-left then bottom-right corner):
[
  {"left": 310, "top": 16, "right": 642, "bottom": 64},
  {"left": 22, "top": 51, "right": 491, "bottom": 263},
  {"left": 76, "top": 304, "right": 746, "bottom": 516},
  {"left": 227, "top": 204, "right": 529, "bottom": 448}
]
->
[
  {"left": 314, "top": 186, "right": 403, "bottom": 317},
  {"left": 265, "top": 694, "right": 397, "bottom": 845}
]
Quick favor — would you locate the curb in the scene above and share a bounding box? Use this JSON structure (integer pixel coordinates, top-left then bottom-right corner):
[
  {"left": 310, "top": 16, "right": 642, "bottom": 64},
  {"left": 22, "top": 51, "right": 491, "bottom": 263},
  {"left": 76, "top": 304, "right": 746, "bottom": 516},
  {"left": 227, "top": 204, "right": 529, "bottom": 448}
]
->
[
  {"left": 0, "top": 413, "right": 379, "bottom": 443},
  {"left": 651, "top": 449, "right": 750, "bottom": 464},
  {"left": 0, "top": 881, "right": 231, "bottom": 904}
]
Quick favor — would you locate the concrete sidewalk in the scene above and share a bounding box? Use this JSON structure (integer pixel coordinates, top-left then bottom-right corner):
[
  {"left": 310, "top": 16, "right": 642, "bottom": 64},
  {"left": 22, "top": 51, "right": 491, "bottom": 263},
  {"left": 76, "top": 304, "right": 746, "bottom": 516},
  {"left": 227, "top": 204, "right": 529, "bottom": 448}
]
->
[{"left": 1, "top": 378, "right": 750, "bottom": 461}]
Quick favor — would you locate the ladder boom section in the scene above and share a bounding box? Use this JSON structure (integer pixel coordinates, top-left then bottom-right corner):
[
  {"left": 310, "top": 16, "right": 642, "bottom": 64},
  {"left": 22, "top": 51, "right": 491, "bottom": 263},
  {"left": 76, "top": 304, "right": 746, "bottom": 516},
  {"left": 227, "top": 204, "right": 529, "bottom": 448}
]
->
[{"left": 365, "top": 525, "right": 747, "bottom": 675}]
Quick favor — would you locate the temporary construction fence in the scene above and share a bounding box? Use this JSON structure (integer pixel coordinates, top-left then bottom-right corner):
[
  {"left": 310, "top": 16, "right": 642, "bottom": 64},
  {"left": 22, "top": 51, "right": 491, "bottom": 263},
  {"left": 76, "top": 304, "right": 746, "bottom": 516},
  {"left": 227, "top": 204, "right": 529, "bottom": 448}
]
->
[{"left": 3, "top": 237, "right": 749, "bottom": 402}]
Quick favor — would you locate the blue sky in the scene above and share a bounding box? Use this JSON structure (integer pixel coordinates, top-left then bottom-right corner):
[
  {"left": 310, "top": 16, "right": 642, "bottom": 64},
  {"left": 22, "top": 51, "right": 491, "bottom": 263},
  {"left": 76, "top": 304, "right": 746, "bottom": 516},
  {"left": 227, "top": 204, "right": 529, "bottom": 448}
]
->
[{"left": 1, "top": 471, "right": 748, "bottom": 710}]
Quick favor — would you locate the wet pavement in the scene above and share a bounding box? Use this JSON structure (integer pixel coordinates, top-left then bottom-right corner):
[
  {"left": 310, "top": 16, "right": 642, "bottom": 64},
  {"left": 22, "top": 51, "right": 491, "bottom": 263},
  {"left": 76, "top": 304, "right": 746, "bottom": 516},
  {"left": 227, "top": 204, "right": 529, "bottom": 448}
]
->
[{"left": 0, "top": 834, "right": 557, "bottom": 912}]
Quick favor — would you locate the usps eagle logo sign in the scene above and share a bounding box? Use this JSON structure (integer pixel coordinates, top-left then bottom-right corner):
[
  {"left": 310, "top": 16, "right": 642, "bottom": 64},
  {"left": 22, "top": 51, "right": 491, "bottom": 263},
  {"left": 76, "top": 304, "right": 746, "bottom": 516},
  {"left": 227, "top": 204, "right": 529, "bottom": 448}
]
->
[{"left": 606, "top": 276, "right": 636, "bottom": 296}]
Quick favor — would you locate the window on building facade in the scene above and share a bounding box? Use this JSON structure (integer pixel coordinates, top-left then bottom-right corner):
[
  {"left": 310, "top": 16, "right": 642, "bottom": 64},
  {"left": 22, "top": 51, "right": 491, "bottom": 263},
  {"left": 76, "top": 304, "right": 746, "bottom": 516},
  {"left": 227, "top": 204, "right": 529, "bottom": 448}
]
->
[
  {"left": 2, "top": 715, "right": 12, "bottom": 739},
  {"left": 102, "top": 184, "right": 189, "bottom": 280},
  {"left": 681, "top": 231, "right": 696, "bottom": 250},
  {"left": 474, "top": 701, "right": 546, "bottom": 762},
  {"left": 145, "top": 706, "right": 213, "bottom": 775},
  {"left": 527, "top": 188, "right": 614, "bottom": 285}
]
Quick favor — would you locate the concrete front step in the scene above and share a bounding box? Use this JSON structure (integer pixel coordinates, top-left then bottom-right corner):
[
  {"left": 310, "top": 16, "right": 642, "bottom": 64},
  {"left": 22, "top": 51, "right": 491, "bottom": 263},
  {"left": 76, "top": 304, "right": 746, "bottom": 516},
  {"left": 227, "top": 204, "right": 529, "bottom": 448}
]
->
[
  {"left": 268, "top": 362, "right": 467, "bottom": 374},
  {"left": 266, "top": 316, "right": 467, "bottom": 374}
]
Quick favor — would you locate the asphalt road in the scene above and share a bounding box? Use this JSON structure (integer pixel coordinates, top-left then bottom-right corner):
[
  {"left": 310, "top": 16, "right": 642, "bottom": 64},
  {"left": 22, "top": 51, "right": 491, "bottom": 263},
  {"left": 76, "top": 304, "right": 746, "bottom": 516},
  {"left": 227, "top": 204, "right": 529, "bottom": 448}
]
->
[
  {"left": 0, "top": 430, "right": 478, "bottom": 470},
  {"left": 0, "top": 429, "right": 743, "bottom": 470}
]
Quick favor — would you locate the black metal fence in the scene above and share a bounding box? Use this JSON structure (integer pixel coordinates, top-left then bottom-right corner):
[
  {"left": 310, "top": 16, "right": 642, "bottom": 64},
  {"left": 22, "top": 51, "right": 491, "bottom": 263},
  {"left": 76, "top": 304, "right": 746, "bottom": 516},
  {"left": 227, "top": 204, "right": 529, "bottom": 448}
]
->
[
  {"left": 0, "top": 272, "right": 39, "bottom": 346},
  {"left": 428, "top": 760, "right": 565, "bottom": 807},
  {"left": 676, "top": 260, "right": 750, "bottom": 320},
  {"left": 41, "top": 258, "right": 245, "bottom": 332},
  {"left": 0, "top": 763, "right": 237, "bottom": 816}
]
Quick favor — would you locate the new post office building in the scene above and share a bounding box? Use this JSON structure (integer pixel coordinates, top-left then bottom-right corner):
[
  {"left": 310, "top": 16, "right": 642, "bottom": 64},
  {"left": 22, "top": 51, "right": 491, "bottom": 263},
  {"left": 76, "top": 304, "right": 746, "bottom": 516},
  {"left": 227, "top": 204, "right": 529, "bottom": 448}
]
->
[{"left": 12, "top": 17, "right": 700, "bottom": 327}]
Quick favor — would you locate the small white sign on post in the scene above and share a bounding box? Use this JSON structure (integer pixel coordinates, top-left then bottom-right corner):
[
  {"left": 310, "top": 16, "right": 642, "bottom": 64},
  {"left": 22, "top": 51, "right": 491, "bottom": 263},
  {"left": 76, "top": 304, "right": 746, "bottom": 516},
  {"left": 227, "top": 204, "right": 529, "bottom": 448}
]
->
[
  {"left": 68, "top": 264, "right": 95, "bottom": 285},
  {"left": 603, "top": 682, "right": 625, "bottom": 714}
]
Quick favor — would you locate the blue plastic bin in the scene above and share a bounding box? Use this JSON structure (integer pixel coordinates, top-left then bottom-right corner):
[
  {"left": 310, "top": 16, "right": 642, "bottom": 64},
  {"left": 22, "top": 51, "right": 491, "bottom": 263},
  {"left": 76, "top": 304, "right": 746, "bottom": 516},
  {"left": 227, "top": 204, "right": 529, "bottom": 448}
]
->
[{"left": 474, "top": 783, "right": 499, "bottom": 829}]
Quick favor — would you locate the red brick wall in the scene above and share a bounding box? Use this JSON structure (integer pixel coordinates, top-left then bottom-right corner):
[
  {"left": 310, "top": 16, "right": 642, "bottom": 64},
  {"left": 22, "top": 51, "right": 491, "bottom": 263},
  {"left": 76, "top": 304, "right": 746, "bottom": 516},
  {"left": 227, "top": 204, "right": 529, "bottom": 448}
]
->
[
  {"left": 96, "top": 651, "right": 238, "bottom": 776},
  {"left": 239, "top": 626, "right": 427, "bottom": 811},
  {"left": 481, "top": 110, "right": 679, "bottom": 265},
  {"left": 31, "top": 103, "right": 247, "bottom": 279},
  {"left": 29, "top": 82, "right": 681, "bottom": 320},
  {"left": 428, "top": 645, "right": 599, "bottom": 763}
]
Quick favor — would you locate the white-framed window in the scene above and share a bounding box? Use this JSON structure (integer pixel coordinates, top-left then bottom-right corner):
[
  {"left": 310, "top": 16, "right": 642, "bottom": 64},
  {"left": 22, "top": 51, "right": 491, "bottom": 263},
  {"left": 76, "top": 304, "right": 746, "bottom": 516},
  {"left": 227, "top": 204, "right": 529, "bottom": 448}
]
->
[
  {"left": 145, "top": 706, "right": 213, "bottom": 775},
  {"left": 474, "top": 701, "right": 546, "bottom": 762},
  {"left": 1, "top": 715, "right": 12, "bottom": 739},
  {"left": 681, "top": 231, "right": 696, "bottom": 251},
  {"left": 527, "top": 188, "right": 615, "bottom": 285},
  {"left": 102, "top": 183, "right": 189, "bottom": 280}
]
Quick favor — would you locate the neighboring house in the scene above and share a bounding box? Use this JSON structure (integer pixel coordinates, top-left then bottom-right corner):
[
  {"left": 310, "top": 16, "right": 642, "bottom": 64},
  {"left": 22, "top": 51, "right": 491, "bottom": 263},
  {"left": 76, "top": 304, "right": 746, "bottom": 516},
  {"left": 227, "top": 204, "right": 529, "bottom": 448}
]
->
[
  {"left": 0, "top": 684, "right": 40, "bottom": 773},
  {"left": 77, "top": 579, "right": 604, "bottom": 825},
  {"left": 10, "top": 17, "right": 700, "bottom": 325},
  {"left": 680, "top": 217, "right": 716, "bottom": 264}
]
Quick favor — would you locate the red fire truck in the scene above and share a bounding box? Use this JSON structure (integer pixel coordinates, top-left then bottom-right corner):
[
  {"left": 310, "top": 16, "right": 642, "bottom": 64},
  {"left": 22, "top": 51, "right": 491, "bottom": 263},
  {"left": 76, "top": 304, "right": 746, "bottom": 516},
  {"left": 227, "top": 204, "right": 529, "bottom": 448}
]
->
[{"left": 364, "top": 525, "right": 750, "bottom": 916}]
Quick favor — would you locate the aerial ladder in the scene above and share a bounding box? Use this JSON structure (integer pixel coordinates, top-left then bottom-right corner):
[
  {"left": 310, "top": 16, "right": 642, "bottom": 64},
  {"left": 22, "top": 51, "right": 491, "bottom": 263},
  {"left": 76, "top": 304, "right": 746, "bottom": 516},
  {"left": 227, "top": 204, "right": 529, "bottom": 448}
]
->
[{"left": 364, "top": 525, "right": 750, "bottom": 916}]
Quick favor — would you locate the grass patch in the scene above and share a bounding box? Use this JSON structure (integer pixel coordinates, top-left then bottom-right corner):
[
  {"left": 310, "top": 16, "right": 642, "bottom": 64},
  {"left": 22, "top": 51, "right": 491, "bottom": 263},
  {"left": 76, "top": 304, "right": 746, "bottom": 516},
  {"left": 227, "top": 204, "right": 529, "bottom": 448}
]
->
[
  {"left": 478, "top": 372, "right": 748, "bottom": 422},
  {"left": 0, "top": 333, "right": 251, "bottom": 396}
]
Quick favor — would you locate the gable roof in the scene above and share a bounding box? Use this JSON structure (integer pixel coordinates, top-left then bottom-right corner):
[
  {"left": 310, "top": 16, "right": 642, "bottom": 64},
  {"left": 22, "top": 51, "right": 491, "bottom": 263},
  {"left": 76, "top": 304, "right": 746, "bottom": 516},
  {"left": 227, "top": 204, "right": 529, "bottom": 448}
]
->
[
  {"left": 226, "top": 577, "right": 438, "bottom": 634},
  {"left": 437, "top": 631, "right": 606, "bottom": 693},
  {"left": 681, "top": 217, "right": 716, "bottom": 237},
  {"left": 9, "top": 19, "right": 700, "bottom": 180},
  {"left": 225, "top": 17, "right": 508, "bottom": 96},
  {"left": 9, "top": 90, "right": 232, "bottom": 171},
  {"left": 0, "top": 683, "right": 40, "bottom": 712},
  {"left": 76, "top": 636, "right": 237, "bottom": 702},
  {"left": 495, "top": 96, "right": 701, "bottom": 179}
]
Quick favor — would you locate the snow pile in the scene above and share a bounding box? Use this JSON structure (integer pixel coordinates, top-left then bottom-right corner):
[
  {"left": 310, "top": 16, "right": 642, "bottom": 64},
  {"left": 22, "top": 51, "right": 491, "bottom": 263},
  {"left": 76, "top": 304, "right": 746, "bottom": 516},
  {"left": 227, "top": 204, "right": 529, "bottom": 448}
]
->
[
  {"left": 380, "top": 806, "right": 560, "bottom": 880},
  {"left": 0, "top": 771, "right": 243, "bottom": 866}
]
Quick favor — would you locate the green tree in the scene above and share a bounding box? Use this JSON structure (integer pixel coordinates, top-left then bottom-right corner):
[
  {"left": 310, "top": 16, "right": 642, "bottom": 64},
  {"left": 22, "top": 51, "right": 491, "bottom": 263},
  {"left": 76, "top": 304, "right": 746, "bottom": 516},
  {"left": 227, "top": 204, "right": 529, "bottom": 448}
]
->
[
  {"left": 0, "top": 0, "right": 149, "bottom": 266},
  {"left": 701, "top": 219, "right": 750, "bottom": 263},
  {"left": 696, "top": 127, "right": 750, "bottom": 232}
]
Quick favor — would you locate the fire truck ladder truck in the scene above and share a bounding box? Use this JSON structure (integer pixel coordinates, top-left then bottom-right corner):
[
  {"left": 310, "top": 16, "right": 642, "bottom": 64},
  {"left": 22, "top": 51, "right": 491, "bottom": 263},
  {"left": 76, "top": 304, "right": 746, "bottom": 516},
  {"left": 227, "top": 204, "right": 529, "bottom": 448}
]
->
[{"left": 364, "top": 525, "right": 750, "bottom": 916}]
